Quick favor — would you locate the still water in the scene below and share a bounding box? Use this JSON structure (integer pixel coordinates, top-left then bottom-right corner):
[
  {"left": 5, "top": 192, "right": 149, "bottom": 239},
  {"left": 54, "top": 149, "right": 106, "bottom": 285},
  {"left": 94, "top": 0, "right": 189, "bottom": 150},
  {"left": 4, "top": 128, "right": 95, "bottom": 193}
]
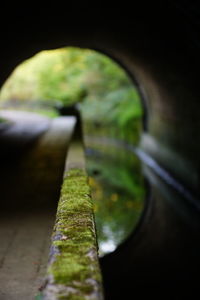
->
[
  {"left": 84, "top": 136, "right": 146, "bottom": 257},
  {"left": 83, "top": 136, "right": 200, "bottom": 299}
]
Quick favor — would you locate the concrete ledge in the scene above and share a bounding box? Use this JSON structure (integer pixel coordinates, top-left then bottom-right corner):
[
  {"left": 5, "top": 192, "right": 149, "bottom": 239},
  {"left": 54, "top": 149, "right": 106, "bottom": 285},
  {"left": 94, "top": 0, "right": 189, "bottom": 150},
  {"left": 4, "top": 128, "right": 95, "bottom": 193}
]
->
[{"left": 42, "top": 141, "right": 104, "bottom": 300}]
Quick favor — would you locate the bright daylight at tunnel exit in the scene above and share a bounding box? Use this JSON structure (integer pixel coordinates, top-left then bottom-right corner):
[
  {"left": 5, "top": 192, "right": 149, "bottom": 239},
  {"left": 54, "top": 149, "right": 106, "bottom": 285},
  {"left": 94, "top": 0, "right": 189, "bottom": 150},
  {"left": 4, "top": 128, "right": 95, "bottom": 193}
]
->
[{"left": 0, "top": 47, "right": 146, "bottom": 300}]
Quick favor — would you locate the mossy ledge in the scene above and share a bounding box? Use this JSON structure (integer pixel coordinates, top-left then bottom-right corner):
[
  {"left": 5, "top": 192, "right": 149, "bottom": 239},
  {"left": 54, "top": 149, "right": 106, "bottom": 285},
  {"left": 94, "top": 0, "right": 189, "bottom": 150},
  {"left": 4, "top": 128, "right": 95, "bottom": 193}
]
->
[{"left": 42, "top": 168, "right": 104, "bottom": 300}]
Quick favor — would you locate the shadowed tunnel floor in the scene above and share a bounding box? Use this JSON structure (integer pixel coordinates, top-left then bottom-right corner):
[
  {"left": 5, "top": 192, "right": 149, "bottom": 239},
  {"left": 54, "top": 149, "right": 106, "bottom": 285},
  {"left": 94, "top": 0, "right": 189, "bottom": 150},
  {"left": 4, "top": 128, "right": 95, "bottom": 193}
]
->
[{"left": 0, "top": 111, "right": 75, "bottom": 300}]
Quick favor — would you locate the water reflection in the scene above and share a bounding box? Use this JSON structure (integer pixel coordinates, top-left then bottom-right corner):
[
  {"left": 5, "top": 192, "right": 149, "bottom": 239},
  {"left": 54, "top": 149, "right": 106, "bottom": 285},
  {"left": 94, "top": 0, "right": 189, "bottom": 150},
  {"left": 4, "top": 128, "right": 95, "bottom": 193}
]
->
[{"left": 85, "top": 139, "right": 146, "bottom": 257}]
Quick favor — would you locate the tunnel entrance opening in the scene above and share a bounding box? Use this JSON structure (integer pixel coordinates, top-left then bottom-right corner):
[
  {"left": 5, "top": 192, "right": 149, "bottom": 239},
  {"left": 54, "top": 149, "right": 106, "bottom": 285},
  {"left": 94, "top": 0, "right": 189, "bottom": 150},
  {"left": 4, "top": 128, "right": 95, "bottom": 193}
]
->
[
  {"left": 0, "top": 47, "right": 148, "bottom": 299},
  {"left": 1, "top": 44, "right": 200, "bottom": 300}
]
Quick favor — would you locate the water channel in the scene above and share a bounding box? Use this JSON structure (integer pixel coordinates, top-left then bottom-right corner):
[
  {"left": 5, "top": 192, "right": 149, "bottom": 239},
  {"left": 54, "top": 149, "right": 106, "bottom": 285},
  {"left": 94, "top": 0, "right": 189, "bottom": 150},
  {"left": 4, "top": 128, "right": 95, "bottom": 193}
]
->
[
  {"left": 84, "top": 136, "right": 147, "bottom": 257},
  {"left": 84, "top": 133, "right": 200, "bottom": 299}
]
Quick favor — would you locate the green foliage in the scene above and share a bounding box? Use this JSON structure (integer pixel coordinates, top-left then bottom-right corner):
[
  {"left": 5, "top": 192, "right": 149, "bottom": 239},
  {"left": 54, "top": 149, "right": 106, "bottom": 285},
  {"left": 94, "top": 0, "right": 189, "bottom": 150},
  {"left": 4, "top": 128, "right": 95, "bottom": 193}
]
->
[
  {"left": 80, "top": 87, "right": 142, "bottom": 130},
  {"left": 0, "top": 47, "right": 143, "bottom": 142}
]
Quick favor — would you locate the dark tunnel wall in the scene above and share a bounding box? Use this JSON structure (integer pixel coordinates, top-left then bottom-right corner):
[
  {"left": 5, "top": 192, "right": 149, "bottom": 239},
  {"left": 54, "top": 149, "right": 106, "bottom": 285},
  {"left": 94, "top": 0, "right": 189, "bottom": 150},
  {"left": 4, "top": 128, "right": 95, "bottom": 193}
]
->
[{"left": 1, "top": 1, "right": 200, "bottom": 195}]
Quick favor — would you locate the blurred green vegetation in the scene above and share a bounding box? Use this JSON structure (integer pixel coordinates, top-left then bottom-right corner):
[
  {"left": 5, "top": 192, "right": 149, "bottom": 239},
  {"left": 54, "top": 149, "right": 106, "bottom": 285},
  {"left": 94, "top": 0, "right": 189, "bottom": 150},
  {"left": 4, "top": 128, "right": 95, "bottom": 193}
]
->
[{"left": 0, "top": 47, "right": 143, "bottom": 143}]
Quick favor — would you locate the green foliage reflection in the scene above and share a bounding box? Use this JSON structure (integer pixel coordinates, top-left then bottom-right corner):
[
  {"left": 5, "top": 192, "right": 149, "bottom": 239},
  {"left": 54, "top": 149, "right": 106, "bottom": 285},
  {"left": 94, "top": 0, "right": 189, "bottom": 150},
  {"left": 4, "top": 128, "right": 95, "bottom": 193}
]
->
[{"left": 86, "top": 144, "right": 145, "bottom": 257}]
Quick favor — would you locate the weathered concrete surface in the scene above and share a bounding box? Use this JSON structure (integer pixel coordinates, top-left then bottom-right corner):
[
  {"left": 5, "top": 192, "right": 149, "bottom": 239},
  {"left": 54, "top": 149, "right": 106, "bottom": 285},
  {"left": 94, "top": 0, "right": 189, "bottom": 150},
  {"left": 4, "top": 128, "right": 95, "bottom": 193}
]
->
[
  {"left": 43, "top": 141, "right": 104, "bottom": 300},
  {"left": 0, "top": 210, "right": 55, "bottom": 300},
  {"left": 0, "top": 111, "right": 76, "bottom": 299},
  {"left": 0, "top": 110, "right": 50, "bottom": 157},
  {"left": 0, "top": 111, "right": 76, "bottom": 210}
]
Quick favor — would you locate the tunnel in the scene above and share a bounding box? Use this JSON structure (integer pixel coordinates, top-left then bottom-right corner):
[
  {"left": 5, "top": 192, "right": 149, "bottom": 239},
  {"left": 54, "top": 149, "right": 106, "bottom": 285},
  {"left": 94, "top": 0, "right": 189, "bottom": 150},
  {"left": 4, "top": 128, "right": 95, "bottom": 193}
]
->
[{"left": 1, "top": 1, "right": 200, "bottom": 299}]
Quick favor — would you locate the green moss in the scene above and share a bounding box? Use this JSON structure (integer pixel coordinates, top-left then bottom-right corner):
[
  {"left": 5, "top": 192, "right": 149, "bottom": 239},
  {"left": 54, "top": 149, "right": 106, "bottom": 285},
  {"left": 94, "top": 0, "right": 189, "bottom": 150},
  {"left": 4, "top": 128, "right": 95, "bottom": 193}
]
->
[{"left": 46, "top": 168, "right": 103, "bottom": 299}]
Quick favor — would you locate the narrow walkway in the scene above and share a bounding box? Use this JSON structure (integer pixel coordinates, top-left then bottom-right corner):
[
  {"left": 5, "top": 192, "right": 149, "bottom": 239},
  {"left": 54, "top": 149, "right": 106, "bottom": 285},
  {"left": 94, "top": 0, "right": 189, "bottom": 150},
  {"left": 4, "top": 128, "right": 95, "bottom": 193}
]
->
[{"left": 0, "top": 111, "right": 76, "bottom": 300}]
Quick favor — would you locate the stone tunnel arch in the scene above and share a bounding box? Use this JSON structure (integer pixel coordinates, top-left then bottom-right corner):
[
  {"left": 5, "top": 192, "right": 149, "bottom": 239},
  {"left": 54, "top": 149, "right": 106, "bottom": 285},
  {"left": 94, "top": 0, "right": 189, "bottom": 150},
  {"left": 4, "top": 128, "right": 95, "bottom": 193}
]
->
[{"left": 1, "top": 31, "right": 199, "bottom": 196}]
